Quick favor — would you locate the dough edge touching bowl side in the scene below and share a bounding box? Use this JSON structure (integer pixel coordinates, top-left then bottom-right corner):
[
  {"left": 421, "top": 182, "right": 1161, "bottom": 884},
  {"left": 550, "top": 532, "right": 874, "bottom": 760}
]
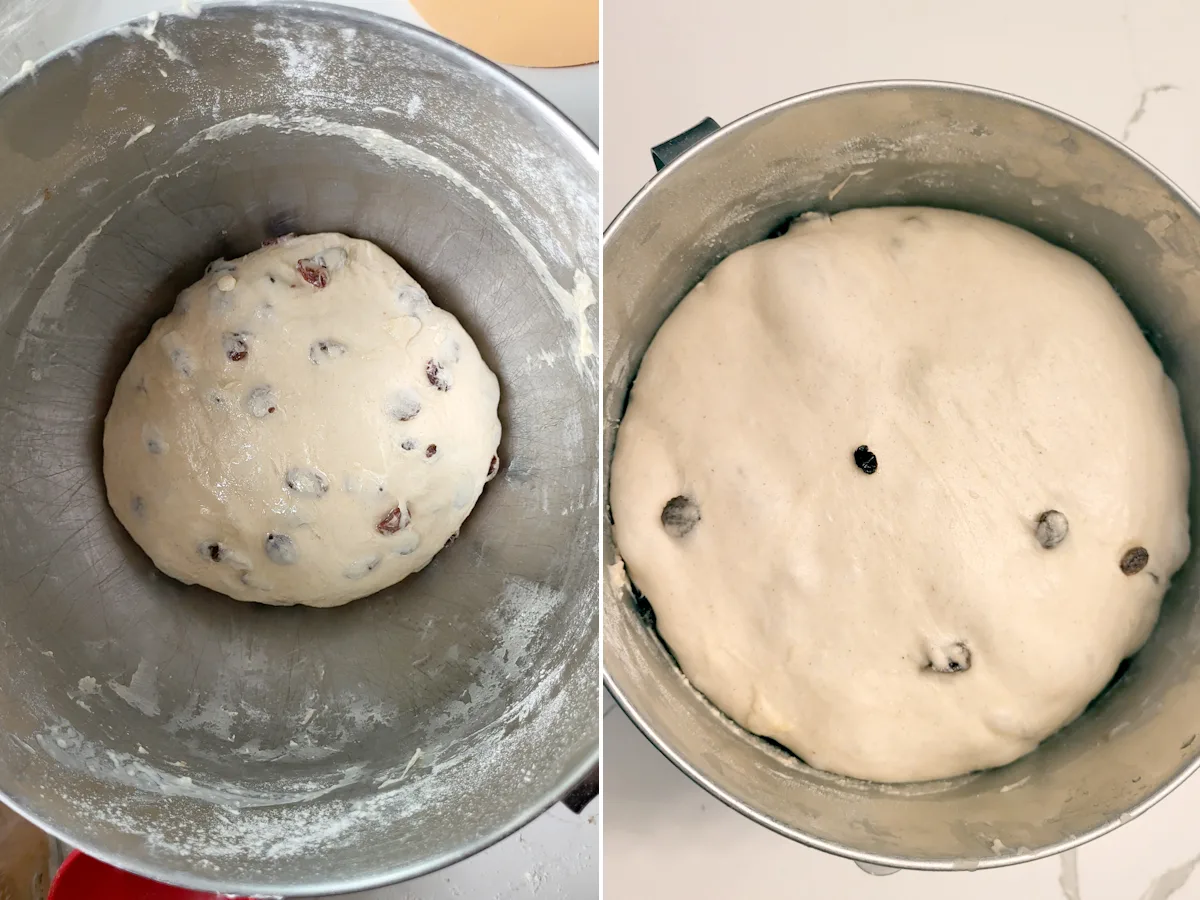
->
[{"left": 610, "top": 205, "right": 1190, "bottom": 784}]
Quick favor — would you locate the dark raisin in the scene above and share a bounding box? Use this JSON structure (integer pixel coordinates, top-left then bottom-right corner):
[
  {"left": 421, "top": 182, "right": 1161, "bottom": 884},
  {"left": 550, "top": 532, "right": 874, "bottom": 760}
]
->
[
  {"left": 401, "top": 439, "right": 417, "bottom": 451},
  {"left": 264, "top": 532, "right": 298, "bottom": 565},
  {"left": 297, "top": 257, "right": 330, "bottom": 288},
  {"left": 309, "top": 339, "right": 348, "bottom": 365},
  {"left": 285, "top": 467, "right": 329, "bottom": 496},
  {"left": 426, "top": 359, "right": 451, "bottom": 391},
  {"left": 246, "top": 386, "right": 278, "bottom": 418},
  {"left": 1036, "top": 510, "right": 1069, "bottom": 549},
  {"left": 928, "top": 641, "right": 971, "bottom": 674},
  {"left": 661, "top": 496, "right": 700, "bottom": 537},
  {"left": 223, "top": 332, "right": 249, "bottom": 362},
  {"left": 1121, "top": 547, "right": 1149, "bottom": 575},
  {"left": 376, "top": 504, "right": 412, "bottom": 535},
  {"left": 487, "top": 454, "right": 500, "bottom": 479},
  {"left": 425, "top": 444, "right": 438, "bottom": 458},
  {"left": 200, "top": 541, "right": 225, "bottom": 562},
  {"left": 854, "top": 445, "right": 878, "bottom": 474},
  {"left": 131, "top": 496, "right": 145, "bottom": 516},
  {"left": 388, "top": 390, "right": 421, "bottom": 421}
]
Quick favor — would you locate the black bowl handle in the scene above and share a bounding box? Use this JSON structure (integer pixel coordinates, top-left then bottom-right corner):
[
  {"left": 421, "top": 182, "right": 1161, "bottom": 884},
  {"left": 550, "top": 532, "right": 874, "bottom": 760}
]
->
[
  {"left": 561, "top": 762, "right": 600, "bottom": 813},
  {"left": 651, "top": 117, "right": 721, "bottom": 171}
]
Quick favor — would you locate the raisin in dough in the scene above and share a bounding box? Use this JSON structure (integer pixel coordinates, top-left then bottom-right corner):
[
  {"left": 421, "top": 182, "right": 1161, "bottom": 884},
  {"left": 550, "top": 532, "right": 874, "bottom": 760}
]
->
[
  {"left": 104, "top": 233, "right": 500, "bottom": 607},
  {"left": 610, "top": 207, "right": 1191, "bottom": 783}
]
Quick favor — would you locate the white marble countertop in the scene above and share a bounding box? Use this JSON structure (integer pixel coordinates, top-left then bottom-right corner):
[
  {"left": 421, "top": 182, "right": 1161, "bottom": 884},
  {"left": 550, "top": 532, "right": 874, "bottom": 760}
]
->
[
  {"left": 603, "top": 0, "right": 1199, "bottom": 218},
  {"left": 0, "top": 2, "right": 597, "bottom": 898},
  {"left": 603, "top": 0, "right": 1200, "bottom": 897}
]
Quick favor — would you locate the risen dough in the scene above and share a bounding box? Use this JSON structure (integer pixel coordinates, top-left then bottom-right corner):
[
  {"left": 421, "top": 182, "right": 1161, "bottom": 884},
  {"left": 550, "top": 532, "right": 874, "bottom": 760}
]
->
[
  {"left": 104, "top": 233, "right": 500, "bottom": 608},
  {"left": 610, "top": 208, "right": 1191, "bottom": 783}
]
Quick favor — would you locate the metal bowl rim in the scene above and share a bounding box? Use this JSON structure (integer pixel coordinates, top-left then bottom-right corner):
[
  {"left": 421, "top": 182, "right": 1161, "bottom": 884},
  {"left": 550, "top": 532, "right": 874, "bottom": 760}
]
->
[
  {"left": 0, "top": 0, "right": 599, "bottom": 159},
  {"left": 602, "top": 76, "right": 1200, "bottom": 871},
  {"left": 0, "top": 2, "right": 598, "bottom": 894}
]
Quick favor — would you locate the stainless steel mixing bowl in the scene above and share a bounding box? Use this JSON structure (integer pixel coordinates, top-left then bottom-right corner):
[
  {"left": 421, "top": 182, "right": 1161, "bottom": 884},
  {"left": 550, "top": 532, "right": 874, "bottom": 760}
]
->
[
  {"left": 0, "top": 3, "right": 598, "bottom": 894},
  {"left": 604, "top": 81, "right": 1200, "bottom": 870}
]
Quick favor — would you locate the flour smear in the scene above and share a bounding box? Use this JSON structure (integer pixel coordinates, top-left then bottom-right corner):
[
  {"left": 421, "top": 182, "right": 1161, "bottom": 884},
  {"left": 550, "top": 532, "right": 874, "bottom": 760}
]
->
[
  {"left": 188, "top": 112, "right": 597, "bottom": 377},
  {"left": 29, "top": 575, "right": 578, "bottom": 872},
  {"left": 2, "top": 11, "right": 594, "bottom": 888}
]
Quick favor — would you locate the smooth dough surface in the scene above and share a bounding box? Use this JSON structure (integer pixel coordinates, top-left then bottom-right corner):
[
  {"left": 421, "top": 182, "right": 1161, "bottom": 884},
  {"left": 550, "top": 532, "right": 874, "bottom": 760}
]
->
[
  {"left": 104, "top": 233, "right": 500, "bottom": 608},
  {"left": 610, "top": 207, "right": 1191, "bottom": 783}
]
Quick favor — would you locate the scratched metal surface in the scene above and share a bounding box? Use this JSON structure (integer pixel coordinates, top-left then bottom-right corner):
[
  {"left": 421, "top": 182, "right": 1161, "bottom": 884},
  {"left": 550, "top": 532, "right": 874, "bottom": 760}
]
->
[{"left": 0, "top": 3, "right": 598, "bottom": 895}]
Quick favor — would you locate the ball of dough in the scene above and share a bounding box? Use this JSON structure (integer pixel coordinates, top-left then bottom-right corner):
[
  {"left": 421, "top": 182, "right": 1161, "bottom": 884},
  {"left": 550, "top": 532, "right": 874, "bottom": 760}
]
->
[
  {"left": 104, "top": 233, "right": 501, "bottom": 608},
  {"left": 610, "top": 207, "right": 1191, "bottom": 783}
]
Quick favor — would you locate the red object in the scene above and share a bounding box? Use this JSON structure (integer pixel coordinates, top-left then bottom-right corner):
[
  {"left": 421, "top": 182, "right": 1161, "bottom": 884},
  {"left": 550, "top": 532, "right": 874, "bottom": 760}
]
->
[{"left": 49, "top": 850, "right": 252, "bottom": 900}]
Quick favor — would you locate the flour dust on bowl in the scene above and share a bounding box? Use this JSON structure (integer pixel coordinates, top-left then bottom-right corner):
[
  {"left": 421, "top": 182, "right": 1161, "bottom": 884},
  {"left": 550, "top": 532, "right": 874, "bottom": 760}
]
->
[
  {"left": 603, "top": 81, "right": 1200, "bottom": 870},
  {"left": 0, "top": 4, "right": 598, "bottom": 894}
]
